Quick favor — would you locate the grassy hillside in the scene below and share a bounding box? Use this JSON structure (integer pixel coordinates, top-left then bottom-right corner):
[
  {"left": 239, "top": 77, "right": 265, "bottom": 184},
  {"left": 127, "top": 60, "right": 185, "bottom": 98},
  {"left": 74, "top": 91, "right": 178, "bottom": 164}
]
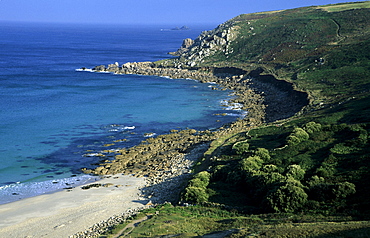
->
[{"left": 100, "top": 2, "right": 370, "bottom": 237}]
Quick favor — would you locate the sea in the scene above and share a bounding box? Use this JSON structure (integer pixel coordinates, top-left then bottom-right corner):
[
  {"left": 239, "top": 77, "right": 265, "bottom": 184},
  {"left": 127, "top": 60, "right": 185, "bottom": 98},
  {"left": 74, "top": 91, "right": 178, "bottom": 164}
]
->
[{"left": 0, "top": 22, "right": 244, "bottom": 204}]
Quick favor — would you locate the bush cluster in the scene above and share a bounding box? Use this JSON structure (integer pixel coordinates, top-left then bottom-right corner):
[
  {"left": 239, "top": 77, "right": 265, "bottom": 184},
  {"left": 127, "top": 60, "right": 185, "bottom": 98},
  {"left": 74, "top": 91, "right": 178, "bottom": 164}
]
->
[
  {"left": 196, "top": 121, "right": 364, "bottom": 214},
  {"left": 183, "top": 171, "right": 211, "bottom": 204}
]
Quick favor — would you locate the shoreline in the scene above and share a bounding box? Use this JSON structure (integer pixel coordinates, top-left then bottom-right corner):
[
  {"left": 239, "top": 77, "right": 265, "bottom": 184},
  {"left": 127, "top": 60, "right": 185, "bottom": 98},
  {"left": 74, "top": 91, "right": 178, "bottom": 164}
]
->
[
  {"left": 0, "top": 62, "right": 309, "bottom": 237},
  {"left": 82, "top": 62, "right": 308, "bottom": 178},
  {"left": 0, "top": 174, "right": 148, "bottom": 237},
  {"left": 0, "top": 140, "right": 210, "bottom": 237}
]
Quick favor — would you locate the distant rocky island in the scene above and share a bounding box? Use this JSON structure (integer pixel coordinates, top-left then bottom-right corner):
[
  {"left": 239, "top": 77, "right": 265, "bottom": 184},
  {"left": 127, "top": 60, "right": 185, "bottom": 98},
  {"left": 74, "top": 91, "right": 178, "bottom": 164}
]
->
[
  {"left": 171, "top": 25, "right": 190, "bottom": 30},
  {"left": 160, "top": 25, "right": 190, "bottom": 31}
]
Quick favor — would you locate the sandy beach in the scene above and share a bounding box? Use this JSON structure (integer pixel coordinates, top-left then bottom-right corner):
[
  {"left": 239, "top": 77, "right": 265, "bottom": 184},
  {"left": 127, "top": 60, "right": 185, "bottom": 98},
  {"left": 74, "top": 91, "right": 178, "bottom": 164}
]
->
[{"left": 0, "top": 174, "right": 148, "bottom": 237}]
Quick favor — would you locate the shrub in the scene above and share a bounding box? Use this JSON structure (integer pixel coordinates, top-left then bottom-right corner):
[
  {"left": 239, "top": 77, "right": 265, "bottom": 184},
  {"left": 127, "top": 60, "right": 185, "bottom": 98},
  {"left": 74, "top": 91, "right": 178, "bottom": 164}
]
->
[
  {"left": 232, "top": 140, "right": 250, "bottom": 154},
  {"left": 258, "top": 171, "right": 286, "bottom": 186},
  {"left": 330, "top": 143, "right": 358, "bottom": 154},
  {"left": 261, "top": 164, "right": 279, "bottom": 173},
  {"left": 287, "top": 135, "right": 301, "bottom": 146},
  {"left": 240, "top": 156, "right": 263, "bottom": 173},
  {"left": 183, "top": 186, "right": 209, "bottom": 204},
  {"left": 194, "top": 171, "right": 211, "bottom": 185},
  {"left": 304, "top": 122, "right": 322, "bottom": 134},
  {"left": 308, "top": 180, "right": 356, "bottom": 203},
  {"left": 189, "top": 178, "right": 207, "bottom": 188},
  {"left": 285, "top": 164, "right": 306, "bottom": 181},
  {"left": 254, "top": 148, "right": 271, "bottom": 160},
  {"left": 266, "top": 178, "right": 308, "bottom": 213},
  {"left": 308, "top": 175, "right": 325, "bottom": 187},
  {"left": 333, "top": 181, "right": 356, "bottom": 199},
  {"left": 293, "top": 128, "right": 310, "bottom": 141},
  {"left": 287, "top": 127, "right": 310, "bottom": 146},
  {"left": 183, "top": 171, "right": 212, "bottom": 204},
  {"left": 316, "top": 162, "right": 336, "bottom": 178}
]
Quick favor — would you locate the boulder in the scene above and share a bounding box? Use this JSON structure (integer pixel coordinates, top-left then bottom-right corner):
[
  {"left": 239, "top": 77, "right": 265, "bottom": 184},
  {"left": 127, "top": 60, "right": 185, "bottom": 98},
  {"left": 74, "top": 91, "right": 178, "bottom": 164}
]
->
[{"left": 93, "top": 65, "right": 106, "bottom": 71}]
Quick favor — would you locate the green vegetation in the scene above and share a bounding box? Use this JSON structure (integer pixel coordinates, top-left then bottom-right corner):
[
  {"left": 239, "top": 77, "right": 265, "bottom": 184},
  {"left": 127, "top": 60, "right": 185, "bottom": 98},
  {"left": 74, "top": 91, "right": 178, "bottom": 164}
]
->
[
  {"left": 101, "top": 2, "right": 370, "bottom": 237},
  {"left": 101, "top": 203, "right": 370, "bottom": 238}
]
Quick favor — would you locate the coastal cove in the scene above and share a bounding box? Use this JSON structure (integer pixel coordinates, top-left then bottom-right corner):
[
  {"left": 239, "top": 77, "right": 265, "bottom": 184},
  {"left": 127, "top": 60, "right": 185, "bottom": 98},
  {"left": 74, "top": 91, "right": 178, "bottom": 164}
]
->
[
  {"left": 79, "top": 61, "right": 308, "bottom": 178},
  {"left": 0, "top": 21, "right": 310, "bottom": 237},
  {"left": 2, "top": 1, "right": 370, "bottom": 237},
  {"left": 0, "top": 22, "right": 241, "bottom": 204}
]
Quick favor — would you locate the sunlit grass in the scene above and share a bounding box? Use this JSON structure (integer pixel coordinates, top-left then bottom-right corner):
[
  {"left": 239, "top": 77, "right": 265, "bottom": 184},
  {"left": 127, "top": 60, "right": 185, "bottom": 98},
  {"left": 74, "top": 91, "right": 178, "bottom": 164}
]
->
[{"left": 317, "top": 1, "right": 370, "bottom": 12}]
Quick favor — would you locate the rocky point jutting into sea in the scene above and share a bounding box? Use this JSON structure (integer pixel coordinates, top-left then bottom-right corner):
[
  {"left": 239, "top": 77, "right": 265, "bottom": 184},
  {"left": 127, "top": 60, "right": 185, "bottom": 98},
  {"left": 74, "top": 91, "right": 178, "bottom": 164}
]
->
[
  {"left": 80, "top": 57, "right": 309, "bottom": 186},
  {"left": 73, "top": 16, "right": 313, "bottom": 237},
  {"left": 78, "top": 18, "right": 309, "bottom": 207},
  {"left": 72, "top": 59, "right": 309, "bottom": 236}
]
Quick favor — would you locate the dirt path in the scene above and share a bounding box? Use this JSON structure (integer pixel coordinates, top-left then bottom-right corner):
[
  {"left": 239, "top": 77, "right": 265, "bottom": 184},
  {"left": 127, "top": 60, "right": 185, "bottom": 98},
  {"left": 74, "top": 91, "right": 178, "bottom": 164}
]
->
[{"left": 111, "top": 214, "right": 153, "bottom": 238}]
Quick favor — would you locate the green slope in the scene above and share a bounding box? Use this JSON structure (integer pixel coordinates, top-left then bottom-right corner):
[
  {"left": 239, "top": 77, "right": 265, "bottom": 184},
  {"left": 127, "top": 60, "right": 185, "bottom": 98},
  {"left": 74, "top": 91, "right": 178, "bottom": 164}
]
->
[
  {"left": 175, "top": 0, "right": 370, "bottom": 215},
  {"left": 101, "top": 2, "right": 370, "bottom": 237}
]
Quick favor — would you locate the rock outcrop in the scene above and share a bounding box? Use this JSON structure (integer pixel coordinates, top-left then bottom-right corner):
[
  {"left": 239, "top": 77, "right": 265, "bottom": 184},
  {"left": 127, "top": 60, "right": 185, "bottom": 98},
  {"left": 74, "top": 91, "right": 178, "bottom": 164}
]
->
[
  {"left": 168, "top": 21, "right": 239, "bottom": 66},
  {"left": 169, "top": 38, "right": 194, "bottom": 56},
  {"left": 83, "top": 61, "right": 308, "bottom": 187}
]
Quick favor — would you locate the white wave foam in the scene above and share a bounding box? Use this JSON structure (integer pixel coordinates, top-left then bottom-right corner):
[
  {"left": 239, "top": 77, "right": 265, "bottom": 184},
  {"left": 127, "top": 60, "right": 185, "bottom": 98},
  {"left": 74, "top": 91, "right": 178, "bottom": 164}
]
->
[
  {"left": 75, "top": 68, "right": 93, "bottom": 72},
  {"left": 104, "top": 124, "right": 136, "bottom": 132},
  {"left": 0, "top": 175, "right": 97, "bottom": 205},
  {"left": 220, "top": 100, "right": 244, "bottom": 110},
  {"left": 144, "top": 133, "right": 156, "bottom": 137},
  {"left": 185, "top": 78, "right": 199, "bottom": 82}
]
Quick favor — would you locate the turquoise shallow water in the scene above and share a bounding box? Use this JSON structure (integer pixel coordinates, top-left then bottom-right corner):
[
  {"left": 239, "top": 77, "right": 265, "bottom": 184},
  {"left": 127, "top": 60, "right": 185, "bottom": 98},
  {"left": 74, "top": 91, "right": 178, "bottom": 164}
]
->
[{"left": 0, "top": 22, "right": 243, "bottom": 204}]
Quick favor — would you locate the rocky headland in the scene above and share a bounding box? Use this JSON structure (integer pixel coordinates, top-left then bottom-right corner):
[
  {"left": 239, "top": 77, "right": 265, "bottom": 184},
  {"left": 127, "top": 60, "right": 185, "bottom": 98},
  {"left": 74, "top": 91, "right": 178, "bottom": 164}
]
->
[
  {"left": 75, "top": 19, "right": 310, "bottom": 236},
  {"left": 73, "top": 60, "right": 309, "bottom": 237},
  {"left": 80, "top": 59, "right": 309, "bottom": 187}
]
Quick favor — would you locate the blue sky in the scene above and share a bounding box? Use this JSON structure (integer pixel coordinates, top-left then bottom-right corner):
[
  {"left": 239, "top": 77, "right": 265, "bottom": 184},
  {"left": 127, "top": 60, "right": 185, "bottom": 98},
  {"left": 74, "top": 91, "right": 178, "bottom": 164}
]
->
[{"left": 0, "top": 0, "right": 357, "bottom": 25}]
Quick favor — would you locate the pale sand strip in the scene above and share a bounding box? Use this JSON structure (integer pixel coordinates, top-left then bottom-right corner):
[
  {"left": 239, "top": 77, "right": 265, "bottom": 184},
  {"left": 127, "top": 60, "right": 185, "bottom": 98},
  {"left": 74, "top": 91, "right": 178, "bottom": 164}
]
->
[{"left": 0, "top": 175, "right": 147, "bottom": 237}]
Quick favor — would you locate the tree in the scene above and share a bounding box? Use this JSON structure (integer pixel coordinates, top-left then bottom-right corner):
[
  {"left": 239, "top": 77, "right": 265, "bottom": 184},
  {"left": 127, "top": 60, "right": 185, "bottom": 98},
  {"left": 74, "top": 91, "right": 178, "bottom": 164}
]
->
[
  {"left": 188, "top": 178, "right": 207, "bottom": 188},
  {"left": 304, "top": 121, "right": 322, "bottom": 134},
  {"left": 333, "top": 181, "right": 356, "bottom": 199},
  {"left": 286, "top": 164, "right": 305, "bottom": 181},
  {"left": 308, "top": 176, "right": 356, "bottom": 203},
  {"left": 232, "top": 140, "right": 249, "bottom": 154},
  {"left": 287, "top": 135, "right": 301, "bottom": 146},
  {"left": 194, "top": 171, "right": 211, "bottom": 185},
  {"left": 287, "top": 127, "right": 310, "bottom": 146},
  {"left": 240, "top": 156, "right": 263, "bottom": 174},
  {"left": 254, "top": 148, "right": 271, "bottom": 160},
  {"left": 266, "top": 178, "right": 308, "bottom": 213},
  {"left": 183, "top": 186, "right": 209, "bottom": 204}
]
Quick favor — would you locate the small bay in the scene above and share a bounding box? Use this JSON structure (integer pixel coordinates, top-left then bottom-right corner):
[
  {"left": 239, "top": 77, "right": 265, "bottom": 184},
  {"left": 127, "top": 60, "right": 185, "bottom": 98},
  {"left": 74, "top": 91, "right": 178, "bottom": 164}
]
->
[{"left": 0, "top": 22, "right": 242, "bottom": 204}]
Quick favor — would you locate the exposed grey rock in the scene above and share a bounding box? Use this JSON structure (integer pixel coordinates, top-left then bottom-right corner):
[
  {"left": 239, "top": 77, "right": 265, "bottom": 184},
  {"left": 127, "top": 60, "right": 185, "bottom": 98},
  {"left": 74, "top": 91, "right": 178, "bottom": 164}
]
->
[{"left": 169, "top": 38, "right": 194, "bottom": 56}]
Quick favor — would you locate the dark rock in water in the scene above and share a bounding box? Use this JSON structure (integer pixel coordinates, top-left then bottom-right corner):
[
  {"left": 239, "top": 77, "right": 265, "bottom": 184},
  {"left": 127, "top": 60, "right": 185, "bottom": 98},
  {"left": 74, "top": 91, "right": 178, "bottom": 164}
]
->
[
  {"left": 92, "top": 65, "right": 106, "bottom": 72},
  {"left": 171, "top": 25, "right": 190, "bottom": 31},
  {"left": 107, "top": 62, "right": 119, "bottom": 71},
  {"left": 81, "top": 183, "right": 102, "bottom": 190}
]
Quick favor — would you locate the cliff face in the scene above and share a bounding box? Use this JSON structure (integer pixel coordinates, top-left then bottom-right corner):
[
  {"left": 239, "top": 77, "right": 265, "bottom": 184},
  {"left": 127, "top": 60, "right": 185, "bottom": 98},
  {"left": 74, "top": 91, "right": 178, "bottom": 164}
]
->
[
  {"left": 166, "top": 2, "right": 370, "bottom": 113},
  {"left": 170, "top": 21, "right": 240, "bottom": 67}
]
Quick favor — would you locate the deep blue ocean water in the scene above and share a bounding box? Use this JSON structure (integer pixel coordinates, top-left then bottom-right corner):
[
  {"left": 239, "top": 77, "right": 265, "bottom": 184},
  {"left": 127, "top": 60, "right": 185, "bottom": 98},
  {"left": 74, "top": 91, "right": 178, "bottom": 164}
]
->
[{"left": 0, "top": 22, "right": 242, "bottom": 204}]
